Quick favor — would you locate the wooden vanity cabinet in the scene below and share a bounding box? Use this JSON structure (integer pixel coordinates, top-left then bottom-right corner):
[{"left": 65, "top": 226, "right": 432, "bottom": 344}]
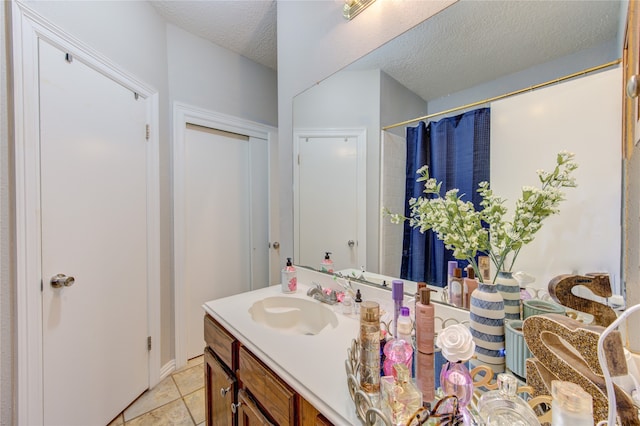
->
[
  {"left": 237, "top": 389, "right": 274, "bottom": 426},
  {"left": 204, "top": 315, "right": 238, "bottom": 426},
  {"left": 204, "top": 314, "right": 335, "bottom": 426}
]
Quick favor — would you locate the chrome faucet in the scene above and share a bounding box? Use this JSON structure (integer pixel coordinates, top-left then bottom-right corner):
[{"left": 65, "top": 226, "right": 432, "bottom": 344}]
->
[{"left": 307, "top": 282, "right": 338, "bottom": 305}]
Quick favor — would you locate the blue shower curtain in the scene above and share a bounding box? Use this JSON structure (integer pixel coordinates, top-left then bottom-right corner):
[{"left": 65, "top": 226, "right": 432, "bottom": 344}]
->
[{"left": 401, "top": 108, "right": 490, "bottom": 287}]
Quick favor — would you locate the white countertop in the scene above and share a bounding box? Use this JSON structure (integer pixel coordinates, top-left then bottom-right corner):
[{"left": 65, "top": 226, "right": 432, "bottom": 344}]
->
[
  {"left": 203, "top": 281, "right": 362, "bottom": 425},
  {"left": 203, "top": 267, "right": 471, "bottom": 425}
]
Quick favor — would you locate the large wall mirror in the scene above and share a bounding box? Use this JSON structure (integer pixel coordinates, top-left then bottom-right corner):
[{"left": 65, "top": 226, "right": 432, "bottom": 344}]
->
[{"left": 293, "top": 0, "right": 626, "bottom": 307}]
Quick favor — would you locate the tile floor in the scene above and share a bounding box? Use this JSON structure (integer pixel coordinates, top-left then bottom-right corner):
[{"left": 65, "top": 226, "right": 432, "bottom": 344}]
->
[{"left": 108, "top": 355, "right": 205, "bottom": 426}]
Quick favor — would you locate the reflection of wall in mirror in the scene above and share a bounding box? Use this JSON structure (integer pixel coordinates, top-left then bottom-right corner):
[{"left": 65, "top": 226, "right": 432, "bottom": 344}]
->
[
  {"left": 381, "top": 67, "right": 622, "bottom": 295},
  {"left": 379, "top": 131, "right": 406, "bottom": 277},
  {"left": 294, "top": 69, "right": 426, "bottom": 272}
]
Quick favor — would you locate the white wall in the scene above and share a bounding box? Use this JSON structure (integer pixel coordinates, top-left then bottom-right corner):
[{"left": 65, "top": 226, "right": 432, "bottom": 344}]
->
[
  {"left": 491, "top": 68, "right": 621, "bottom": 294},
  {"left": 428, "top": 40, "right": 619, "bottom": 114},
  {"left": 277, "top": 0, "right": 457, "bottom": 267},
  {"left": 166, "top": 24, "right": 277, "bottom": 127},
  {"left": 1, "top": 2, "right": 12, "bottom": 424}
]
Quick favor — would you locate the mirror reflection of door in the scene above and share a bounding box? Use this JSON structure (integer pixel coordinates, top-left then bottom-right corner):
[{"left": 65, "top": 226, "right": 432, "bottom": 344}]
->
[{"left": 294, "top": 130, "right": 366, "bottom": 271}]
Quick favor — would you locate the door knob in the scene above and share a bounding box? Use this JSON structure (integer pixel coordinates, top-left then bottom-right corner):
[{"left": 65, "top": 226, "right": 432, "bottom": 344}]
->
[
  {"left": 220, "top": 386, "right": 231, "bottom": 397},
  {"left": 271, "top": 241, "right": 280, "bottom": 249},
  {"left": 348, "top": 240, "right": 355, "bottom": 247},
  {"left": 50, "top": 274, "right": 75, "bottom": 288},
  {"left": 230, "top": 401, "right": 242, "bottom": 414}
]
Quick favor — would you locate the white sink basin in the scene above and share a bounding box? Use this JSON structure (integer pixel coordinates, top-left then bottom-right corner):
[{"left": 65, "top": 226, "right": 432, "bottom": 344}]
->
[{"left": 248, "top": 296, "right": 339, "bottom": 335}]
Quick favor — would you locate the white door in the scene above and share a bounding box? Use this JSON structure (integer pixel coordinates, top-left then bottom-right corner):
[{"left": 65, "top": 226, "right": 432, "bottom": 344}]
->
[
  {"left": 184, "top": 124, "right": 268, "bottom": 359},
  {"left": 295, "top": 134, "right": 363, "bottom": 271},
  {"left": 39, "top": 39, "right": 149, "bottom": 425}
]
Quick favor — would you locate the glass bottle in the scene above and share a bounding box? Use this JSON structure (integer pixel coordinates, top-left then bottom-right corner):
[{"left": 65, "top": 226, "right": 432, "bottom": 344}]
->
[
  {"left": 383, "top": 307, "right": 413, "bottom": 376},
  {"left": 551, "top": 380, "right": 593, "bottom": 426},
  {"left": 359, "top": 301, "right": 381, "bottom": 394},
  {"left": 477, "top": 373, "right": 540, "bottom": 426},
  {"left": 381, "top": 364, "right": 423, "bottom": 426}
]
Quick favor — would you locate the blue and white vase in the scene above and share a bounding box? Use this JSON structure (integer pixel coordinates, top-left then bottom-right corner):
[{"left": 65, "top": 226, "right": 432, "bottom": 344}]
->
[
  {"left": 469, "top": 283, "right": 505, "bottom": 373},
  {"left": 496, "top": 271, "right": 521, "bottom": 320}
]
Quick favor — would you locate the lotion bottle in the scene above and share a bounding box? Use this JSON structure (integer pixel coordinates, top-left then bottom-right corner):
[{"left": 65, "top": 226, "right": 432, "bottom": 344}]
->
[
  {"left": 463, "top": 265, "right": 478, "bottom": 309},
  {"left": 320, "top": 252, "right": 334, "bottom": 273},
  {"left": 281, "top": 258, "right": 297, "bottom": 293},
  {"left": 415, "top": 287, "right": 435, "bottom": 403}
]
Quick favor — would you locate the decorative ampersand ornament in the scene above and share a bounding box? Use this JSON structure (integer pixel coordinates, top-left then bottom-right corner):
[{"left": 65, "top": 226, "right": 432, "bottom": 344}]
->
[{"left": 523, "top": 313, "right": 638, "bottom": 425}]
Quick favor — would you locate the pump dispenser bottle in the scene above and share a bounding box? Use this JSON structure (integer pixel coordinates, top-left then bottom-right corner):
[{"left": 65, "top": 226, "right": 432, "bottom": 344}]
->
[
  {"left": 320, "top": 252, "right": 334, "bottom": 273},
  {"left": 415, "top": 287, "right": 435, "bottom": 402},
  {"left": 463, "top": 266, "right": 478, "bottom": 309},
  {"left": 281, "top": 258, "right": 297, "bottom": 293}
]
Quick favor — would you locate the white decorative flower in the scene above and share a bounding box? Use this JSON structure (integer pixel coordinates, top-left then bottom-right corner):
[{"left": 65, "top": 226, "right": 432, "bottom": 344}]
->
[{"left": 436, "top": 324, "right": 476, "bottom": 363}]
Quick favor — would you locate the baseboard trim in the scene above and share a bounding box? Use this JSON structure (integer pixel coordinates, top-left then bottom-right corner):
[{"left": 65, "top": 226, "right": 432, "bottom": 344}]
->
[{"left": 160, "top": 360, "right": 176, "bottom": 381}]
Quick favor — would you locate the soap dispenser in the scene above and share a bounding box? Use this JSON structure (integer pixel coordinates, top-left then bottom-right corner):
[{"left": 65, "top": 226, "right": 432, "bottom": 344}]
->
[
  {"left": 281, "top": 258, "right": 297, "bottom": 293},
  {"left": 320, "top": 252, "right": 334, "bottom": 273}
]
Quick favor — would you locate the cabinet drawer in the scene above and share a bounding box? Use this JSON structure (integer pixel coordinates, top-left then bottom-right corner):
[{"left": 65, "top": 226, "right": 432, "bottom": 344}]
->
[
  {"left": 204, "top": 314, "right": 236, "bottom": 370},
  {"left": 238, "top": 347, "right": 295, "bottom": 425}
]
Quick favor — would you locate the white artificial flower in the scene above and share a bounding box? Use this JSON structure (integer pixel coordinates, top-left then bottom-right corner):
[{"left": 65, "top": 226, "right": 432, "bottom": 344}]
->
[{"left": 436, "top": 324, "right": 476, "bottom": 363}]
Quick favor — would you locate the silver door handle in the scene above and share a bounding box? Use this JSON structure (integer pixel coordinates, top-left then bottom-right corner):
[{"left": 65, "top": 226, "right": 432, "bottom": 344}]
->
[
  {"left": 50, "top": 273, "right": 75, "bottom": 288},
  {"left": 348, "top": 240, "right": 355, "bottom": 247},
  {"left": 220, "top": 386, "right": 231, "bottom": 397},
  {"left": 271, "top": 241, "right": 280, "bottom": 249},
  {"left": 230, "top": 401, "right": 242, "bottom": 414}
]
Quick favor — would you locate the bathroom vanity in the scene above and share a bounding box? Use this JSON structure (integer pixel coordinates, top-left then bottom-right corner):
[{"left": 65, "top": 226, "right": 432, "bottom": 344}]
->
[{"left": 202, "top": 268, "right": 470, "bottom": 425}]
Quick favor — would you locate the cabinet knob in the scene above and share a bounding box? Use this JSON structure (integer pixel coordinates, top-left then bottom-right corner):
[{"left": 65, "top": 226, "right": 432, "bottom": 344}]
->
[
  {"left": 220, "top": 386, "right": 231, "bottom": 397},
  {"left": 230, "top": 401, "right": 242, "bottom": 414}
]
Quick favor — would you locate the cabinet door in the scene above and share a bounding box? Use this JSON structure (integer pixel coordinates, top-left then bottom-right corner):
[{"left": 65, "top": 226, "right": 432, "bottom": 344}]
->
[
  {"left": 237, "top": 389, "right": 273, "bottom": 426},
  {"left": 205, "top": 348, "right": 236, "bottom": 426}
]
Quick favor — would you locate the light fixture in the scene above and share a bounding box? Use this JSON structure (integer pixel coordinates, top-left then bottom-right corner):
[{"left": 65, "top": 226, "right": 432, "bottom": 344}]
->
[{"left": 343, "top": 0, "right": 376, "bottom": 20}]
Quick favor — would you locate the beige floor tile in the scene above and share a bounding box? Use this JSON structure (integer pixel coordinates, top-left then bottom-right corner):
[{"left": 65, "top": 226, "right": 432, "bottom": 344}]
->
[
  {"left": 173, "top": 364, "right": 204, "bottom": 396},
  {"left": 123, "top": 376, "right": 181, "bottom": 422},
  {"left": 183, "top": 388, "right": 205, "bottom": 425},
  {"left": 125, "top": 399, "right": 194, "bottom": 426},
  {"left": 187, "top": 355, "right": 204, "bottom": 369},
  {"left": 107, "top": 414, "right": 124, "bottom": 426}
]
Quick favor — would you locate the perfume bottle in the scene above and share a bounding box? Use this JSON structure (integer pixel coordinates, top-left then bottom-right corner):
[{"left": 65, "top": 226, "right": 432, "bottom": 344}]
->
[
  {"left": 551, "top": 380, "right": 593, "bottom": 426},
  {"left": 383, "top": 307, "right": 413, "bottom": 376},
  {"left": 359, "top": 301, "right": 381, "bottom": 394},
  {"left": 381, "top": 364, "right": 423, "bottom": 426},
  {"left": 477, "top": 373, "right": 540, "bottom": 426}
]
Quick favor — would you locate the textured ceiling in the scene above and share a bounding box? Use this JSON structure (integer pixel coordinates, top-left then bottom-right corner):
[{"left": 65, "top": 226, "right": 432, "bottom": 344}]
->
[
  {"left": 346, "top": 0, "right": 621, "bottom": 101},
  {"left": 149, "top": 1, "right": 621, "bottom": 99},
  {"left": 150, "top": 0, "right": 277, "bottom": 70}
]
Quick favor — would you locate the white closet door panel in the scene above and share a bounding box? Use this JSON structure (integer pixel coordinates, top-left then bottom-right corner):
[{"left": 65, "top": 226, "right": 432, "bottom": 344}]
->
[{"left": 184, "top": 125, "right": 251, "bottom": 359}]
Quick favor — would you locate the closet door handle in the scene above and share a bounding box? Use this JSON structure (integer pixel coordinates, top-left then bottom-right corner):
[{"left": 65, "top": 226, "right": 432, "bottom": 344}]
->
[{"left": 220, "top": 386, "right": 231, "bottom": 397}]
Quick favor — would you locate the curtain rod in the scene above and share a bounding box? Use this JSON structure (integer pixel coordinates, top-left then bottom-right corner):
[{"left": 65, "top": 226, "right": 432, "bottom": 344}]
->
[{"left": 382, "top": 58, "right": 622, "bottom": 131}]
